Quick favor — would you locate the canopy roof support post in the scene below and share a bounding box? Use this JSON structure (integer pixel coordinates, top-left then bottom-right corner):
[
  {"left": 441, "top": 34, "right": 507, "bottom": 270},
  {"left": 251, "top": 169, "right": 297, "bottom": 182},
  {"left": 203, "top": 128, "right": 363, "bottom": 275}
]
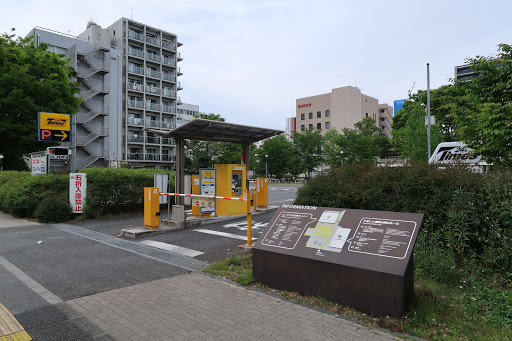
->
[
  {"left": 241, "top": 141, "right": 250, "bottom": 191},
  {"left": 176, "top": 138, "right": 185, "bottom": 206}
]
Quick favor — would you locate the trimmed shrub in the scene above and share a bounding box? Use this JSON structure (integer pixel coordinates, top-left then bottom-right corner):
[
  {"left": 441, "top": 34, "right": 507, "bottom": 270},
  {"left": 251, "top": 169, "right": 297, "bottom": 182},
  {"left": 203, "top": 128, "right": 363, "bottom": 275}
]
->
[
  {"left": 34, "top": 197, "right": 72, "bottom": 223},
  {"left": 294, "top": 163, "right": 512, "bottom": 279}
]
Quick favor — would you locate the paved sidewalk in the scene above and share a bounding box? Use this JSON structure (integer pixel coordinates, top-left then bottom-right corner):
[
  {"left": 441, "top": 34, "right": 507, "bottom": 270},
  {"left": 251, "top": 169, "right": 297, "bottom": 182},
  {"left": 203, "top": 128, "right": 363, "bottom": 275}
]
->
[
  {"left": 0, "top": 212, "right": 41, "bottom": 229},
  {"left": 67, "top": 273, "right": 403, "bottom": 341}
]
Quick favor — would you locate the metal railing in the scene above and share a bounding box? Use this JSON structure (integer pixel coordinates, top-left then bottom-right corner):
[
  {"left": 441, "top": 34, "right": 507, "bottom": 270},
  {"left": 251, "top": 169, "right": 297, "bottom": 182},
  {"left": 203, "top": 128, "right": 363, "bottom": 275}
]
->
[
  {"left": 162, "top": 104, "right": 175, "bottom": 113},
  {"left": 146, "top": 52, "right": 160, "bottom": 62},
  {"left": 127, "top": 135, "right": 144, "bottom": 143},
  {"left": 127, "top": 117, "right": 143, "bottom": 125},
  {"left": 161, "top": 154, "right": 176, "bottom": 161},
  {"left": 146, "top": 102, "right": 160, "bottom": 111},
  {"left": 162, "top": 138, "right": 175, "bottom": 145},
  {"left": 145, "top": 153, "right": 160, "bottom": 161},
  {"left": 128, "top": 100, "right": 144, "bottom": 109},
  {"left": 145, "top": 136, "right": 160, "bottom": 144},
  {"left": 146, "top": 68, "right": 161, "bottom": 78},
  {"left": 162, "top": 56, "right": 176, "bottom": 66},
  {"left": 128, "top": 30, "right": 144, "bottom": 41},
  {"left": 127, "top": 152, "right": 144, "bottom": 160},
  {"left": 145, "top": 86, "right": 160, "bottom": 95},
  {"left": 128, "top": 47, "right": 144, "bottom": 58},
  {"left": 161, "top": 121, "right": 175, "bottom": 129},
  {"left": 146, "top": 36, "right": 160, "bottom": 46},
  {"left": 163, "top": 88, "right": 176, "bottom": 98},
  {"left": 145, "top": 119, "right": 159, "bottom": 127},
  {"left": 162, "top": 41, "right": 176, "bottom": 51},
  {"left": 127, "top": 82, "right": 143, "bottom": 92},
  {"left": 128, "top": 64, "right": 144, "bottom": 75},
  {"left": 162, "top": 73, "right": 175, "bottom": 82}
]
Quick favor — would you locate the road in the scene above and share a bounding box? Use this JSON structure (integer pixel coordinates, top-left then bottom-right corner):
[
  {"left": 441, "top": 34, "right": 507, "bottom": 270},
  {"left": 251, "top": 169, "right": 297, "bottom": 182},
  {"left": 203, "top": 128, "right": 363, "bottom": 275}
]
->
[{"left": 0, "top": 184, "right": 301, "bottom": 340}]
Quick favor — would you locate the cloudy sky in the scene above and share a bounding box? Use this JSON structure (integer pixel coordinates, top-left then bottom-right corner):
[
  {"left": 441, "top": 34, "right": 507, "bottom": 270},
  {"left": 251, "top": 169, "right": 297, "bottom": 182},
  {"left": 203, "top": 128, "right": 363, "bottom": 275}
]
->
[{"left": 2, "top": 0, "right": 512, "bottom": 131}]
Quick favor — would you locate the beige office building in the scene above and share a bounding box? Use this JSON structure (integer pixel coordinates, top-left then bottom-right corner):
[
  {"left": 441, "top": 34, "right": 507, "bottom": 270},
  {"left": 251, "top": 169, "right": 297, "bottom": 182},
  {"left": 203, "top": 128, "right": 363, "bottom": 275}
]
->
[{"left": 295, "top": 86, "right": 392, "bottom": 138}]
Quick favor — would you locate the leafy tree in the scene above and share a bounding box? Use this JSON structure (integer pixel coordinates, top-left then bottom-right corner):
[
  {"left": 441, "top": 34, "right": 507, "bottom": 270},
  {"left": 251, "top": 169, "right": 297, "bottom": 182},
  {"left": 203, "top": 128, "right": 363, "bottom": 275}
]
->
[
  {"left": 256, "top": 134, "right": 293, "bottom": 178},
  {"left": 451, "top": 44, "right": 512, "bottom": 165},
  {"left": 291, "top": 129, "right": 324, "bottom": 178},
  {"left": 322, "top": 129, "right": 343, "bottom": 168},
  {"left": 0, "top": 30, "right": 81, "bottom": 170},
  {"left": 392, "top": 101, "right": 444, "bottom": 161},
  {"left": 338, "top": 118, "right": 388, "bottom": 164}
]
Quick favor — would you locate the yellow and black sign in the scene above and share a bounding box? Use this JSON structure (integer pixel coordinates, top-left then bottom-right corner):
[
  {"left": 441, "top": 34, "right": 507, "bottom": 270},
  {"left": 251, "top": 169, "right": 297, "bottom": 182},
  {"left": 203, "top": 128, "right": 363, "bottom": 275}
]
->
[{"left": 38, "top": 112, "right": 71, "bottom": 142}]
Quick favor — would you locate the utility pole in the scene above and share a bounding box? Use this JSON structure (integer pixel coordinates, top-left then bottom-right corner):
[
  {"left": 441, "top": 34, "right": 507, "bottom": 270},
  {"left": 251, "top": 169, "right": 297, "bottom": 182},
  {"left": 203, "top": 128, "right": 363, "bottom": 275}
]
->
[{"left": 427, "top": 63, "right": 431, "bottom": 161}]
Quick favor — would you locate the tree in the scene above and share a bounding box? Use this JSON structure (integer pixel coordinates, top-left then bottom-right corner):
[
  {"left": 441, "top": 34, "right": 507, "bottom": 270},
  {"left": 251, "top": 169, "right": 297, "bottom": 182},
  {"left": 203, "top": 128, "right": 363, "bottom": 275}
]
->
[
  {"left": 0, "top": 30, "right": 81, "bottom": 170},
  {"left": 256, "top": 134, "right": 293, "bottom": 178},
  {"left": 451, "top": 44, "right": 512, "bottom": 165},
  {"left": 338, "top": 118, "right": 388, "bottom": 164},
  {"left": 291, "top": 129, "right": 324, "bottom": 178},
  {"left": 392, "top": 101, "right": 444, "bottom": 161}
]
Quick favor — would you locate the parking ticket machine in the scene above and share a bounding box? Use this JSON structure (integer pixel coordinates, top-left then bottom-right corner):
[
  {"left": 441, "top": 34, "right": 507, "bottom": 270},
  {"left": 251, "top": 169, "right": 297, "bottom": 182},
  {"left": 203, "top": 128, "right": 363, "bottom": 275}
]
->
[{"left": 214, "top": 164, "right": 247, "bottom": 216}]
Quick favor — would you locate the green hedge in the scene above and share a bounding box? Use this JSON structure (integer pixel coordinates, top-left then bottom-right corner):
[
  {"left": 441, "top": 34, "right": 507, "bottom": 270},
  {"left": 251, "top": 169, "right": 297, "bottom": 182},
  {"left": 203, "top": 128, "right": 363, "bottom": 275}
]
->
[
  {"left": 0, "top": 168, "right": 175, "bottom": 222},
  {"left": 295, "top": 163, "right": 512, "bottom": 281}
]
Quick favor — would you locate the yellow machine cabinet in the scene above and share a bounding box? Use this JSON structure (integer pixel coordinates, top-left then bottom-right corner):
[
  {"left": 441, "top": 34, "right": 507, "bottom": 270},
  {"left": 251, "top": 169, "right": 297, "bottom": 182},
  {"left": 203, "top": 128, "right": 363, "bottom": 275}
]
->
[
  {"left": 256, "top": 178, "right": 269, "bottom": 208},
  {"left": 191, "top": 175, "right": 200, "bottom": 217},
  {"left": 214, "top": 164, "right": 246, "bottom": 216},
  {"left": 144, "top": 187, "right": 160, "bottom": 229}
]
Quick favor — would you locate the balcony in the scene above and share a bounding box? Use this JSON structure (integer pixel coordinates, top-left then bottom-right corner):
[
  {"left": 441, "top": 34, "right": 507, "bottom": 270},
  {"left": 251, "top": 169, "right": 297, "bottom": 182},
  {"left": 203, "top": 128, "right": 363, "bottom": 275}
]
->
[
  {"left": 162, "top": 56, "right": 176, "bottom": 66},
  {"left": 145, "top": 136, "right": 160, "bottom": 144},
  {"left": 145, "top": 153, "right": 160, "bottom": 161},
  {"left": 127, "top": 135, "right": 144, "bottom": 143},
  {"left": 163, "top": 88, "right": 176, "bottom": 98},
  {"left": 146, "top": 102, "right": 160, "bottom": 111},
  {"left": 128, "top": 30, "right": 144, "bottom": 41},
  {"left": 128, "top": 64, "right": 144, "bottom": 75},
  {"left": 127, "top": 82, "right": 143, "bottom": 92},
  {"left": 162, "top": 104, "right": 176, "bottom": 113},
  {"left": 128, "top": 100, "right": 144, "bottom": 109},
  {"left": 162, "top": 154, "right": 176, "bottom": 161},
  {"left": 145, "top": 119, "right": 159, "bottom": 128},
  {"left": 128, "top": 47, "right": 144, "bottom": 58},
  {"left": 177, "top": 52, "right": 183, "bottom": 61},
  {"left": 146, "top": 36, "right": 160, "bottom": 46},
  {"left": 127, "top": 117, "right": 143, "bottom": 125},
  {"left": 162, "top": 138, "right": 175, "bottom": 145},
  {"left": 146, "top": 52, "right": 160, "bottom": 62},
  {"left": 146, "top": 69, "right": 161, "bottom": 79},
  {"left": 127, "top": 152, "right": 144, "bottom": 160},
  {"left": 162, "top": 41, "right": 176, "bottom": 51},
  {"left": 145, "top": 86, "right": 160, "bottom": 95},
  {"left": 162, "top": 121, "right": 176, "bottom": 129},
  {"left": 162, "top": 73, "right": 175, "bottom": 82}
]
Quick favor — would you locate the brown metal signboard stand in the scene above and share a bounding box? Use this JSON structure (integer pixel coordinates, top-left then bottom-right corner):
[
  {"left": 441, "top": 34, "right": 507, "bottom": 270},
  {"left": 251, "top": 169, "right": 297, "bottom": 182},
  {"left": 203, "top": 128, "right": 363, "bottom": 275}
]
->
[{"left": 252, "top": 205, "right": 423, "bottom": 316}]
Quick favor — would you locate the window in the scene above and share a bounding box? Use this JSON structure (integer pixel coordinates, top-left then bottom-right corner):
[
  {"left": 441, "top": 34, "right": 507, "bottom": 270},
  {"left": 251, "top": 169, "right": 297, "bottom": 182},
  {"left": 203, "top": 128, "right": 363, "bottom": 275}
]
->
[
  {"left": 326, "top": 122, "right": 330, "bottom": 129},
  {"left": 309, "top": 124, "right": 313, "bottom": 130},
  {"left": 325, "top": 110, "right": 330, "bottom": 117},
  {"left": 317, "top": 111, "right": 321, "bottom": 118},
  {"left": 366, "top": 113, "right": 368, "bottom": 118},
  {"left": 301, "top": 125, "right": 305, "bottom": 131},
  {"left": 301, "top": 113, "right": 305, "bottom": 120},
  {"left": 317, "top": 123, "right": 321, "bottom": 129},
  {"left": 309, "top": 112, "right": 313, "bottom": 119}
]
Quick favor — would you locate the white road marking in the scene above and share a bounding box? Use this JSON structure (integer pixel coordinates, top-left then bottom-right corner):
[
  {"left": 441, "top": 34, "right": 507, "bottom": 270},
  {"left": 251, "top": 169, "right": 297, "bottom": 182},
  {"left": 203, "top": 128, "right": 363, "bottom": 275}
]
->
[
  {"left": 139, "top": 240, "right": 204, "bottom": 257},
  {"left": 223, "top": 221, "right": 268, "bottom": 231},
  {"left": 194, "top": 229, "right": 257, "bottom": 241}
]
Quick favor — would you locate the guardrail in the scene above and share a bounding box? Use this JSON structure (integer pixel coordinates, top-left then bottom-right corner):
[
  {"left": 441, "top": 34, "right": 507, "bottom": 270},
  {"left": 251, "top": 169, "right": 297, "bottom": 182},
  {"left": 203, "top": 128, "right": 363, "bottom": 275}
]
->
[{"left": 295, "top": 178, "right": 306, "bottom": 184}]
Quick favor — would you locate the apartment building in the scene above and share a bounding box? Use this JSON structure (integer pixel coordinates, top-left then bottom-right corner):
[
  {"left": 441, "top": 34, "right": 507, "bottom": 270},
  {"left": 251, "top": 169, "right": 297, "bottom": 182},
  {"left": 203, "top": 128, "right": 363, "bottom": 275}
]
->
[
  {"left": 294, "top": 86, "right": 392, "bottom": 138},
  {"left": 27, "top": 17, "right": 182, "bottom": 169},
  {"left": 454, "top": 64, "right": 480, "bottom": 82}
]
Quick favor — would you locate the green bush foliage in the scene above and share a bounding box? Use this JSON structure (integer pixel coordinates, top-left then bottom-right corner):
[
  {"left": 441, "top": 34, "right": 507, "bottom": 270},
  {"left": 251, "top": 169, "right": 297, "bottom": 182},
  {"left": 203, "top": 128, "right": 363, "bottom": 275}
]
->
[
  {"left": 34, "top": 197, "right": 72, "bottom": 223},
  {"left": 294, "top": 163, "right": 512, "bottom": 279},
  {"left": 0, "top": 168, "right": 175, "bottom": 221}
]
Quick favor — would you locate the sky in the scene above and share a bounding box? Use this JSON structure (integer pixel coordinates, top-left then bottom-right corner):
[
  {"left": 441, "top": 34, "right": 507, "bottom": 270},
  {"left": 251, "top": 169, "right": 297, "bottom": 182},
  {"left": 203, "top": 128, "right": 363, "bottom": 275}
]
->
[{"left": 2, "top": 0, "right": 512, "bottom": 131}]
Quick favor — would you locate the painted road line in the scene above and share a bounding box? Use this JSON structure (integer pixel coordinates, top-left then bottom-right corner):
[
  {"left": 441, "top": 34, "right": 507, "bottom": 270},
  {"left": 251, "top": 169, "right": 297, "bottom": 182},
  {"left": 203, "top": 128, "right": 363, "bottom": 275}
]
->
[
  {"left": 138, "top": 241, "right": 204, "bottom": 258},
  {"left": 194, "top": 229, "right": 257, "bottom": 241},
  {"left": 0, "top": 255, "right": 62, "bottom": 305}
]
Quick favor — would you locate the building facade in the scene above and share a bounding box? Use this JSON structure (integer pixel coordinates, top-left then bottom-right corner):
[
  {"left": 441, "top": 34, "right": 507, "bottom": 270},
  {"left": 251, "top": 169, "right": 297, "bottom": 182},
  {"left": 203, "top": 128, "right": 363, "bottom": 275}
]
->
[
  {"left": 294, "top": 86, "right": 392, "bottom": 138},
  {"left": 454, "top": 64, "right": 480, "bottom": 82},
  {"left": 27, "top": 17, "right": 183, "bottom": 169}
]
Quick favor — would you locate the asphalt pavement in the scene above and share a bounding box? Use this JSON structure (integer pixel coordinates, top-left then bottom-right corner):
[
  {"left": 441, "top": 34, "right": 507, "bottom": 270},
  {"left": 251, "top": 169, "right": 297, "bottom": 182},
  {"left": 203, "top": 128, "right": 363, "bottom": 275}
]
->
[{"left": 0, "top": 184, "right": 411, "bottom": 340}]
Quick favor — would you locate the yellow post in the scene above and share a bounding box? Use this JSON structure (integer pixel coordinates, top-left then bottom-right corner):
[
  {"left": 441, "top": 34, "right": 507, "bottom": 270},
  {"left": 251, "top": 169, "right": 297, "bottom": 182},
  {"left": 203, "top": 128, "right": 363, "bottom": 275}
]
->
[{"left": 245, "top": 189, "right": 253, "bottom": 246}]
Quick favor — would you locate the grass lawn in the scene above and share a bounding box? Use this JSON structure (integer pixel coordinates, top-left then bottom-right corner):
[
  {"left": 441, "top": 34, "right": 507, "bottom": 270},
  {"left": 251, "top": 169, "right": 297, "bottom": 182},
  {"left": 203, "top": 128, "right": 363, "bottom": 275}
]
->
[{"left": 204, "top": 253, "right": 512, "bottom": 341}]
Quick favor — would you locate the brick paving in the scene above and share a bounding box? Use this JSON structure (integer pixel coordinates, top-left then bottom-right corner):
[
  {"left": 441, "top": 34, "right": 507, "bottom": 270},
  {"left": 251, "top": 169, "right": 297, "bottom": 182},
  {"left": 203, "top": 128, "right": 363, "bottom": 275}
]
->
[{"left": 67, "top": 273, "right": 403, "bottom": 341}]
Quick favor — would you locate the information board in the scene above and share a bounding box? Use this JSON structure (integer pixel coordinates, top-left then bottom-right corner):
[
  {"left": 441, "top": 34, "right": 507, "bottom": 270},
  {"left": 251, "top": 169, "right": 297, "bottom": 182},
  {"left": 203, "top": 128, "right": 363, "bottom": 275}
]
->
[
  {"left": 199, "top": 168, "right": 216, "bottom": 213},
  {"left": 253, "top": 205, "right": 424, "bottom": 316}
]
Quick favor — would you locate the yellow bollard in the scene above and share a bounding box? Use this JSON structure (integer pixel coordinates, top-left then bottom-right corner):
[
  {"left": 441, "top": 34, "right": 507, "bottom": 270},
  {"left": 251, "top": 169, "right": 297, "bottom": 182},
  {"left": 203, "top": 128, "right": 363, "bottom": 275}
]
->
[
  {"left": 245, "top": 189, "right": 253, "bottom": 246},
  {"left": 246, "top": 211, "right": 252, "bottom": 246}
]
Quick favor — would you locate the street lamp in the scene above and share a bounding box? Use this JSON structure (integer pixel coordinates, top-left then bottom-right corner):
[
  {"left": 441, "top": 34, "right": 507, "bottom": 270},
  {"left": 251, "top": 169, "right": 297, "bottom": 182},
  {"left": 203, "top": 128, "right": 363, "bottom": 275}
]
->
[
  {"left": 340, "top": 150, "right": 344, "bottom": 167},
  {"left": 0, "top": 153, "right": 3, "bottom": 171},
  {"left": 265, "top": 154, "right": 268, "bottom": 179}
]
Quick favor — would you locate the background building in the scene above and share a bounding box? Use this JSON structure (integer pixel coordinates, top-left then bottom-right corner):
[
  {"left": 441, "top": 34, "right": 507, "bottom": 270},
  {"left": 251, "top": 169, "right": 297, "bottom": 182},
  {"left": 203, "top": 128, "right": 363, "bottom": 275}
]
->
[
  {"left": 27, "top": 17, "right": 182, "bottom": 169},
  {"left": 177, "top": 102, "right": 199, "bottom": 126},
  {"left": 293, "top": 86, "right": 392, "bottom": 138},
  {"left": 454, "top": 64, "right": 480, "bottom": 82},
  {"left": 394, "top": 99, "right": 405, "bottom": 116}
]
